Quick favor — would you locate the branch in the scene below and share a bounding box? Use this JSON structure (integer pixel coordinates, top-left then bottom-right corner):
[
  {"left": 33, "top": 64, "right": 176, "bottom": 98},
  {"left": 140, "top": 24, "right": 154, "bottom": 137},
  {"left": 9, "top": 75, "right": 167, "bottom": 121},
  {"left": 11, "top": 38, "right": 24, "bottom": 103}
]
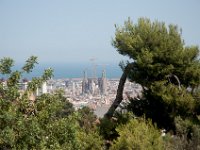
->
[
  {"left": 104, "top": 62, "right": 134, "bottom": 118},
  {"left": 167, "top": 74, "right": 181, "bottom": 90}
]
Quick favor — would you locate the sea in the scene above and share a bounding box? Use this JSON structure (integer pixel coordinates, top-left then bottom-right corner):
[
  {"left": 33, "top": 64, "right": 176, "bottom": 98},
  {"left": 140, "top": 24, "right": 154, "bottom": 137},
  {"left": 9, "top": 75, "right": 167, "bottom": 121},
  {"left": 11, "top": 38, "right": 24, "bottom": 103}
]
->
[{"left": 0, "top": 62, "right": 122, "bottom": 79}]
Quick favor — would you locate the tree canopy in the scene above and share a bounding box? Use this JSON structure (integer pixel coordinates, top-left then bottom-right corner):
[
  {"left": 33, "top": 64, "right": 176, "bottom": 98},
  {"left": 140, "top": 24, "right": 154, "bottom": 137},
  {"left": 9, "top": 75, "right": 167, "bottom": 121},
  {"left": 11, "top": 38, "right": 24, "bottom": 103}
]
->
[
  {"left": 107, "top": 17, "right": 200, "bottom": 124},
  {"left": 104, "top": 17, "right": 200, "bottom": 149},
  {"left": 113, "top": 18, "right": 200, "bottom": 88},
  {"left": 2, "top": 18, "right": 200, "bottom": 149},
  {"left": 0, "top": 56, "right": 104, "bottom": 149}
]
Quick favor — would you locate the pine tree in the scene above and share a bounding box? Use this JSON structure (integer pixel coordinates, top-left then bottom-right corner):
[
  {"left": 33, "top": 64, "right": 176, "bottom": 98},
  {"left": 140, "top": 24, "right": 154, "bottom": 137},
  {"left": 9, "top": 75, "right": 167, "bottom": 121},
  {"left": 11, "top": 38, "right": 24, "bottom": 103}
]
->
[{"left": 106, "top": 18, "right": 200, "bottom": 130}]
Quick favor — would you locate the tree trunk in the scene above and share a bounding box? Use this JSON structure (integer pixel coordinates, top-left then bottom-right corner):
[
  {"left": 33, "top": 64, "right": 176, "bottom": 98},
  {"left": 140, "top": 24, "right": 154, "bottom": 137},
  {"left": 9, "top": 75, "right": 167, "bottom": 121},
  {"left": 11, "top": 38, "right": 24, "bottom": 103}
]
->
[{"left": 104, "top": 63, "right": 133, "bottom": 118}]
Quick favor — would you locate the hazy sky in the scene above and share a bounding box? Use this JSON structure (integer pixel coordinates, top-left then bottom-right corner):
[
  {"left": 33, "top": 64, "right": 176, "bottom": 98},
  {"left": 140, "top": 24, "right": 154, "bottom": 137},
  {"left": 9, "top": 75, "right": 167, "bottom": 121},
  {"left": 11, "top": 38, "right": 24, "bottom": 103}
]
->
[{"left": 0, "top": 0, "right": 199, "bottom": 64}]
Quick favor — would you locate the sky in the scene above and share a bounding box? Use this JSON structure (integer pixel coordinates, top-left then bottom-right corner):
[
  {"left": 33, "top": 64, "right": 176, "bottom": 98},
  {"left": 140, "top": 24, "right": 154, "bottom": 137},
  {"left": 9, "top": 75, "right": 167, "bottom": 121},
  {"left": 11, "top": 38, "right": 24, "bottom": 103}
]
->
[{"left": 0, "top": 0, "right": 200, "bottom": 64}]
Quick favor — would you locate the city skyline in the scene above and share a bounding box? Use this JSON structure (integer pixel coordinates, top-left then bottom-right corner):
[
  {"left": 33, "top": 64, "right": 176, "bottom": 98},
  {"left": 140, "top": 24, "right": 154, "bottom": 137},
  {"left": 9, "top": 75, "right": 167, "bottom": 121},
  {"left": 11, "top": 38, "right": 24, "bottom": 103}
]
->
[{"left": 0, "top": 0, "right": 200, "bottom": 63}]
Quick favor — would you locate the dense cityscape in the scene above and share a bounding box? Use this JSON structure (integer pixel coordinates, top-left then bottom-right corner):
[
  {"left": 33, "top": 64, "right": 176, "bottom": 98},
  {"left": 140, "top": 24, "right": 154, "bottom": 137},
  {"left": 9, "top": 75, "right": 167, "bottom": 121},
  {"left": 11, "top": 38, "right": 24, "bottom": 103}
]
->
[
  {"left": 15, "top": 69, "right": 143, "bottom": 117},
  {"left": 1, "top": 1, "right": 199, "bottom": 149}
]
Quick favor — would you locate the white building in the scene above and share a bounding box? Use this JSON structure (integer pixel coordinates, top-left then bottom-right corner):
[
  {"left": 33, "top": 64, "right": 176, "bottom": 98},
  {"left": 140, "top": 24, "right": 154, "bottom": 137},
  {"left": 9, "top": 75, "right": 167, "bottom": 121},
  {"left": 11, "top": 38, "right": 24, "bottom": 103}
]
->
[{"left": 36, "top": 82, "right": 47, "bottom": 96}]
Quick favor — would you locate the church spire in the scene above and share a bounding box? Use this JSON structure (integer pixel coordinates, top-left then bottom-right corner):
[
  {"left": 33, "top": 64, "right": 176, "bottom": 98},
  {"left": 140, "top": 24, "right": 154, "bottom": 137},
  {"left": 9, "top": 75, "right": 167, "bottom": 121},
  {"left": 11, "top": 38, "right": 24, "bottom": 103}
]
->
[
  {"left": 102, "top": 69, "right": 106, "bottom": 78},
  {"left": 83, "top": 70, "right": 87, "bottom": 79}
]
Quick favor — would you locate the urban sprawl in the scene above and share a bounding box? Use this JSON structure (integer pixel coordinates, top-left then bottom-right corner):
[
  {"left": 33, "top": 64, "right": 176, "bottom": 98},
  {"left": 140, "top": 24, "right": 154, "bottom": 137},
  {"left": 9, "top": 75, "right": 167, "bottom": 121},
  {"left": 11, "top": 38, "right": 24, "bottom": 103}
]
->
[{"left": 15, "top": 70, "right": 143, "bottom": 117}]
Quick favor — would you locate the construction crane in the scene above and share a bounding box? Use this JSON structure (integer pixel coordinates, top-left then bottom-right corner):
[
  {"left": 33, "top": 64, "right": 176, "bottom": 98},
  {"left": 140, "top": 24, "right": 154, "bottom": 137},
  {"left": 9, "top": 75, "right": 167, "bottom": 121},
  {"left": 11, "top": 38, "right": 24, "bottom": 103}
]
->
[
  {"left": 96, "top": 63, "right": 109, "bottom": 78},
  {"left": 90, "top": 57, "right": 97, "bottom": 79}
]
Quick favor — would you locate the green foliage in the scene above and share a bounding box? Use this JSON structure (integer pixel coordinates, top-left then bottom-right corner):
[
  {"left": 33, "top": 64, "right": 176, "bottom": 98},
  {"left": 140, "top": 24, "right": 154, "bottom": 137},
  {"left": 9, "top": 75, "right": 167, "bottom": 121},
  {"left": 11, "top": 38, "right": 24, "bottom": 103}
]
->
[
  {"left": 110, "top": 118, "right": 164, "bottom": 150},
  {"left": 100, "top": 117, "right": 119, "bottom": 141},
  {"left": 113, "top": 18, "right": 200, "bottom": 130},
  {"left": 76, "top": 107, "right": 105, "bottom": 149},
  {"left": 42, "top": 68, "right": 54, "bottom": 81},
  {"left": 0, "top": 56, "right": 104, "bottom": 149},
  {"left": 0, "top": 57, "right": 14, "bottom": 74},
  {"left": 163, "top": 116, "right": 200, "bottom": 150},
  {"left": 113, "top": 18, "right": 200, "bottom": 87},
  {"left": 77, "top": 130, "right": 104, "bottom": 150},
  {"left": 110, "top": 17, "right": 200, "bottom": 148},
  {"left": 22, "top": 56, "right": 38, "bottom": 73},
  {"left": 77, "top": 106, "right": 97, "bottom": 132},
  {"left": 99, "top": 112, "right": 135, "bottom": 149},
  {"left": 0, "top": 77, "right": 81, "bottom": 149}
]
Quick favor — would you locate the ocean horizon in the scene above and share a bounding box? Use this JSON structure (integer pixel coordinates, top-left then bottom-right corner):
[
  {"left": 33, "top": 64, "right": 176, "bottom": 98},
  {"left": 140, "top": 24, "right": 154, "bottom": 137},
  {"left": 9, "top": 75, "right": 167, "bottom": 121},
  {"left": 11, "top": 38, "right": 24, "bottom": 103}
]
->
[{"left": 1, "top": 62, "right": 122, "bottom": 79}]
